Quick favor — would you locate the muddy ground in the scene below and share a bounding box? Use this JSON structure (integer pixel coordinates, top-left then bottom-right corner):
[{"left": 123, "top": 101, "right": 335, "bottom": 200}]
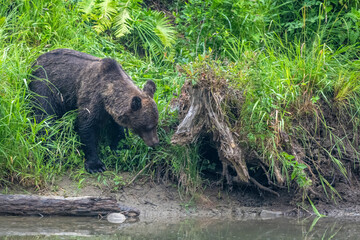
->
[{"left": 5, "top": 173, "right": 360, "bottom": 223}]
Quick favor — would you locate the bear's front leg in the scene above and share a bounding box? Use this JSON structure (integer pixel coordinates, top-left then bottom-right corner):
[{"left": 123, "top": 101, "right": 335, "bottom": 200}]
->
[
  {"left": 78, "top": 113, "right": 106, "bottom": 173},
  {"left": 108, "top": 118, "right": 127, "bottom": 151}
]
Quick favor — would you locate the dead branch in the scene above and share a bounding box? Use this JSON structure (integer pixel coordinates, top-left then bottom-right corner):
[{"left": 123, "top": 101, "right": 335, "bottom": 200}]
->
[{"left": 249, "top": 177, "right": 280, "bottom": 197}]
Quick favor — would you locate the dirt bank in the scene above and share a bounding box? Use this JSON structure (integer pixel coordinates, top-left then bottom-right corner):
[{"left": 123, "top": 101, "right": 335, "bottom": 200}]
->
[{"left": 5, "top": 175, "right": 360, "bottom": 222}]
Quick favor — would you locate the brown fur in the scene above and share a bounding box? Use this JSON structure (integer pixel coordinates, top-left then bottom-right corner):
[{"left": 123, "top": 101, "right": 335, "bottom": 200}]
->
[{"left": 29, "top": 49, "right": 159, "bottom": 173}]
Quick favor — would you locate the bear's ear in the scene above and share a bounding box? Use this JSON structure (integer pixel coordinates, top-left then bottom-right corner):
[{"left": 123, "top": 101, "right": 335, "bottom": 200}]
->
[
  {"left": 101, "top": 58, "right": 119, "bottom": 73},
  {"left": 131, "top": 96, "right": 142, "bottom": 111},
  {"left": 143, "top": 80, "right": 156, "bottom": 98}
]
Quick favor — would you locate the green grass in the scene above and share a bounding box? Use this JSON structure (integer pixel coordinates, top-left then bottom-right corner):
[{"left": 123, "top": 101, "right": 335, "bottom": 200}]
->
[
  {"left": 233, "top": 36, "right": 359, "bottom": 198},
  {"left": 1, "top": 0, "right": 360, "bottom": 205},
  {"left": 179, "top": 29, "right": 360, "bottom": 198},
  {"left": 0, "top": 0, "right": 199, "bottom": 192}
]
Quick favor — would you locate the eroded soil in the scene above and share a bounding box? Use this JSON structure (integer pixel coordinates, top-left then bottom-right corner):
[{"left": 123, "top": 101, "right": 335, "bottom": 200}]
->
[{"left": 5, "top": 174, "right": 360, "bottom": 223}]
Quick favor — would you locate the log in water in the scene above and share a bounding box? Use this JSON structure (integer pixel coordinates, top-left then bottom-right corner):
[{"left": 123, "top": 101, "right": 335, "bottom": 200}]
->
[{"left": 0, "top": 194, "right": 140, "bottom": 217}]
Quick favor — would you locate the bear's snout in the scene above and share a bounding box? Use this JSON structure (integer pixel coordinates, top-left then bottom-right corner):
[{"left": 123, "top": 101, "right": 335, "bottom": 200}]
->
[
  {"left": 145, "top": 135, "right": 159, "bottom": 148},
  {"left": 150, "top": 138, "right": 159, "bottom": 148},
  {"left": 140, "top": 131, "right": 159, "bottom": 148},
  {"left": 147, "top": 140, "right": 159, "bottom": 148}
]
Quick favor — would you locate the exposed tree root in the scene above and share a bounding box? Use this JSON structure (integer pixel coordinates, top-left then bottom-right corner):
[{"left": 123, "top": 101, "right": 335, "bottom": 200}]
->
[
  {"left": 171, "top": 63, "right": 360, "bottom": 204},
  {"left": 249, "top": 177, "right": 280, "bottom": 197},
  {"left": 170, "top": 65, "right": 291, "bottom": 194},
  {"left": 171, "top": 79, "right": 249, "bottom": 183}
]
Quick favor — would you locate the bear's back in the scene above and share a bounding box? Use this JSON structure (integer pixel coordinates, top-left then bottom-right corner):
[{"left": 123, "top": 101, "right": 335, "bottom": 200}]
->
[
  {"left": 31, "top": 49, "right": 104, "bottom": 112},
  {"left": 32, "top": 48, "right": 103, "bottom": 86},
  {"left": 37, "top": 49, "right": 100, "bottom": 62}
]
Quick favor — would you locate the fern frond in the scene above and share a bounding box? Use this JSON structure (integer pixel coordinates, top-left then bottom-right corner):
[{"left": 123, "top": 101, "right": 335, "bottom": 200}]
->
[
  {"left": 91, "top": 0, "right": 117, "bottom": 33},
  {"left": 114, "top": 8, "right": 132, "bottom": 38},
  {"left": 154, "top": 16, "right": 177, "bottom": 48},
  {"left": 78, "top": 0, "right": 96, "bottom": 15},
  {"left": 93, "top": 17, "right": 112, "bottom": 34},
  {"left": 97, "top": 0, "right": 117, "bottom": 21}
]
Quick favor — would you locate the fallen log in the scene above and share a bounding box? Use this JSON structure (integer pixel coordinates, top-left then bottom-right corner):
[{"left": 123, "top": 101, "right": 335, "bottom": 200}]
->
[{"left": 0, "top": 194, "right": 140, "bottom": 217}]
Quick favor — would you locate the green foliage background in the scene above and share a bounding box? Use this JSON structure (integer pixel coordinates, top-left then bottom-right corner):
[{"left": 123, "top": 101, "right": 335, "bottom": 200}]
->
[{"left": 1, "top": 0, "right": 360, "bottom": 199}]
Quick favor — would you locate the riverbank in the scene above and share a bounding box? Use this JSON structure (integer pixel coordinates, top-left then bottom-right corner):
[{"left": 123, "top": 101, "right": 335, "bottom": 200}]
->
[{"left": 4, "top": 174, "right": 360, "bottom": 221}]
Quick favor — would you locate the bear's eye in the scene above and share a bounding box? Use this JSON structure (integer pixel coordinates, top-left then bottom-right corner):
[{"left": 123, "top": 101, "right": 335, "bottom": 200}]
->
[{"left": 118, "top": 116, "right": 128, "bottom": 124}]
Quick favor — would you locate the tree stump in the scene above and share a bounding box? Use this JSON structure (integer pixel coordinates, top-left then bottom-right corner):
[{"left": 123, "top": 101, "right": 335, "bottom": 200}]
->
[{"left": 171, "top": 66, "right": 250, "bottom": 183}]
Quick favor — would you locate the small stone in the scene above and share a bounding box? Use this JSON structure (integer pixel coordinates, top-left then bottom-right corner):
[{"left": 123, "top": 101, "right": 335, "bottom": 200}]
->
[
  {"left": 260, "top": 210, "right": 283, "bottom": 219},
  {"left": 107, "top": 213, "right": 126, "bottom": 223}
]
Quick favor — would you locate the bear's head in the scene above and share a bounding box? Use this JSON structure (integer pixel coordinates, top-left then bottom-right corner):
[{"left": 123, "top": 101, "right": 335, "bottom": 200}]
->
[
  {"left": 103, "top": 79, "right": 159, "bottom": 148},
  {"left": 101, "top": 59, "right": 159, "bottom": 147},
  {"left": 125, "top": 80, "right": 159, "bottom": 147}
]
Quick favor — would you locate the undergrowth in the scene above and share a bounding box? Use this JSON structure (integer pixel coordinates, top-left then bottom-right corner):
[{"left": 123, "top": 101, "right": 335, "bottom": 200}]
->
[
  {"left": 179, "top": 33, "right": 360, "bottom": 201},
  {"left": 0, "top": 0, "right": 197, "bottom": 192},
  {"left": 1, "top": 0, "right": 360, "bottom": 206}
]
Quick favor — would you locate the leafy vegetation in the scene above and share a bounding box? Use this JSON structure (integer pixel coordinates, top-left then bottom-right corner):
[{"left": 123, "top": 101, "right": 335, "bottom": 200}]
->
[
  {"left": 1, "top": 0, "right": 360, "bottom": 207},
  {"left": 0, "top": 0, "right": 195, "bottom": 191},
  {"left": 78, "top": 0, "right": 177, "bottom": 62}
]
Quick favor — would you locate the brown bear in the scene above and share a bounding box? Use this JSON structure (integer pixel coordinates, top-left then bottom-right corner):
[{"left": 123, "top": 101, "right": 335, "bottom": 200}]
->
[{"left": 29, "top": 49, "right": 159, "bottom": 173}]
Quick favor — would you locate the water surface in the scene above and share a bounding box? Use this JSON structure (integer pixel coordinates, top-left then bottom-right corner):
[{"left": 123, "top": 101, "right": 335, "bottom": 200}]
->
[{"left": 0, "top": 216, "right": 359, "bottom": 239}]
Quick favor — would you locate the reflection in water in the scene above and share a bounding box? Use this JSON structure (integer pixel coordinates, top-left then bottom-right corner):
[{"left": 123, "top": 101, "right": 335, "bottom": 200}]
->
[
  {"left": 0, "top": 216, "right": 118, "bottom": 237},
  {"left": 0, "top": 216, "right": 359, "bottom": 240}
]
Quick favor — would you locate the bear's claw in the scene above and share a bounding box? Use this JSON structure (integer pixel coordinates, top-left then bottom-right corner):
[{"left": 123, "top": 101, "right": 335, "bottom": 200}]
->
[{"left": 85, "top": 161, "right": 106, "bottom": 173}]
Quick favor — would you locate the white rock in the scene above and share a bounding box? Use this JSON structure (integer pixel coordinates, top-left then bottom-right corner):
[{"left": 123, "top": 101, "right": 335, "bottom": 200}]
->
[{"left": 107, "top": 213, "right": 126, "bottom": 223}]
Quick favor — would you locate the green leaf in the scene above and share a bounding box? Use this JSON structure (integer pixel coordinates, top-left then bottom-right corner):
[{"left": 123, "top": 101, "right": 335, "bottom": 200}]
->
[
  {"left": 325, "top": 5, "right": 333, "bottom": 13},
  {"left": 153, "top": 15, "right": 177, "bottom": 48},
  {"left": 78, "top": 0, "right": 96, "bottom": 15},
  {"left": 97, "top": 0, "right": 117, "bottom": 20},
  {"left": 308, "top": 196, "right": 326, "bottom": 217},
  {"left": 0, "top": 17, "right": 6, "bottom": 27},
  {"left": 114, "top": 8, "right": 132, "bottom": 38}
]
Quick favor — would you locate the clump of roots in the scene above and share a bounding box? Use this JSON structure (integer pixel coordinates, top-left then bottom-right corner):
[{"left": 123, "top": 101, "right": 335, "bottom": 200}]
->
[
  {"left": 171, "top": 63, "right": 280, "bottom": 196},
  {"left": 171, "top": 62, "right": 360, "bottom": 202}
]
